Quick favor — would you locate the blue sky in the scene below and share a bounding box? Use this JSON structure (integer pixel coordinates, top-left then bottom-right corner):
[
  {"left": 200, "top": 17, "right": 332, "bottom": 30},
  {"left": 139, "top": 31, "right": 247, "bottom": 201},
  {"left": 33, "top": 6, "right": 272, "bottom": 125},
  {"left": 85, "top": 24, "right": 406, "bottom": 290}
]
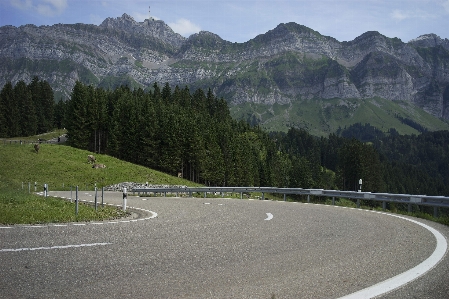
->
[{"left": 1, "top": 0, "right": 448, "bottom": 43}]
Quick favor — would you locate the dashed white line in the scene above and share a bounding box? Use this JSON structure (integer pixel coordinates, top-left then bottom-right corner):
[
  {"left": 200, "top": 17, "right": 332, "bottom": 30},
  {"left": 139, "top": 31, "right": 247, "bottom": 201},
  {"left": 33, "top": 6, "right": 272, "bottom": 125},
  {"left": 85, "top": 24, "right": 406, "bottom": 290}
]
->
[
  {"left": 0, "top": 242, "right": 111, "bottom": 252},
  {"left": 264, "top": 213, "right": 273, "bottom": 221}
]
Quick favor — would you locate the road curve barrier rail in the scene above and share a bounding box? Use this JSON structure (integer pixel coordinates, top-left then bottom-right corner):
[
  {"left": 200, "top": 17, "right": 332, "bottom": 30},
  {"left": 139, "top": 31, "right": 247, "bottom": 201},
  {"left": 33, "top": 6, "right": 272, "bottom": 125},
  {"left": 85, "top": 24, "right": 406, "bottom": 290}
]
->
[{"left": 132, "top": 187, "right": 449, "bottom": 216}]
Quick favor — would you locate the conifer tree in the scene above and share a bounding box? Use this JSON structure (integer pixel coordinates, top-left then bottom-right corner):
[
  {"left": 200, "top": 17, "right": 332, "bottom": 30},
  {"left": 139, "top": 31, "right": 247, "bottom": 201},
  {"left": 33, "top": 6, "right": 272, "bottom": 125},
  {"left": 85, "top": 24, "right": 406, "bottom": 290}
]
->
[
  {"left": 66, "top": 81, "right": 90, "bottom": 149},
  {"left": 15, "top": 80, "right": 37, "bottom": 136},
  {"left": 0, "top": 84, "right": 9, "bottom": 137},
  {"left": 1, "top": 82, "right": 20, "bottom": 137}
]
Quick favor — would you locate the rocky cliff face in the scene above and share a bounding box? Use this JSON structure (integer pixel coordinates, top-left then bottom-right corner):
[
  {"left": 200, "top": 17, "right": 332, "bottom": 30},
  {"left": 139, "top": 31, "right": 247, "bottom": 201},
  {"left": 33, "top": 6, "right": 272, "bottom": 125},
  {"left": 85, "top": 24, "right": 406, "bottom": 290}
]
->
[{"left": 1, "top": 15, "right": 449, "bottom": 120}]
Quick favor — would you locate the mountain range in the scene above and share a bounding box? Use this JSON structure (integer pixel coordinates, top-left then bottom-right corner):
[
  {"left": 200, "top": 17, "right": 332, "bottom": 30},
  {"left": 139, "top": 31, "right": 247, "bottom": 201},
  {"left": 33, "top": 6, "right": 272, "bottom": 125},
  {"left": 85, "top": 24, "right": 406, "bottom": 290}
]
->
[{"left": 1, "top": 13, "right": 449, "bottom": 134}]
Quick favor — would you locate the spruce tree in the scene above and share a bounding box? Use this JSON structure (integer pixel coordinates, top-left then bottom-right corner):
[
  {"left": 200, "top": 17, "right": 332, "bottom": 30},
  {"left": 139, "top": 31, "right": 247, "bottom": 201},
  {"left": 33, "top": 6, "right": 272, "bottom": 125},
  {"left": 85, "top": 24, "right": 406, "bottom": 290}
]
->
[
  {"left": 1, "top": 82, "right": 20, "bottom": 137},
  {"left": 66, "top": 81, "right": 90, "bottom": 149},
  {"left": 15, "top": 80, "right": 37, "bottom": 136}
]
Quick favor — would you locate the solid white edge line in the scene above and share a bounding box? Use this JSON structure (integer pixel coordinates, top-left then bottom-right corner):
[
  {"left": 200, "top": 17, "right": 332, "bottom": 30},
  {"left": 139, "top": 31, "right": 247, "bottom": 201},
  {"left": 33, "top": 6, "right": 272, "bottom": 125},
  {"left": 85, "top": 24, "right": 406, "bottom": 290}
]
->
[{"left": 338, "top": 214, "right": 448, "bottom": 299}]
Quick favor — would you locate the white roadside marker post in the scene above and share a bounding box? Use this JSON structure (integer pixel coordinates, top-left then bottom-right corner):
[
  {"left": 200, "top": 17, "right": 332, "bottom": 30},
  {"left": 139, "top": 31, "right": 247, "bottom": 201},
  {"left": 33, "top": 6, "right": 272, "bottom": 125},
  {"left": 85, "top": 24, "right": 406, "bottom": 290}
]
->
[{"left": 123, "top": 187, "right": 127, "bottom": 212}]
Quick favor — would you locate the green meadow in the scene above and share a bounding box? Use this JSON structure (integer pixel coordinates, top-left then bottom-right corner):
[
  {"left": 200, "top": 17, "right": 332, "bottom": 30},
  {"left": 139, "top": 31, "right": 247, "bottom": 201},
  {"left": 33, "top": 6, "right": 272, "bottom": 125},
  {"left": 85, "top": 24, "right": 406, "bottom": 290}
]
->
[{"left": 0, "top": 140, "right": 196, "bottom": 224}]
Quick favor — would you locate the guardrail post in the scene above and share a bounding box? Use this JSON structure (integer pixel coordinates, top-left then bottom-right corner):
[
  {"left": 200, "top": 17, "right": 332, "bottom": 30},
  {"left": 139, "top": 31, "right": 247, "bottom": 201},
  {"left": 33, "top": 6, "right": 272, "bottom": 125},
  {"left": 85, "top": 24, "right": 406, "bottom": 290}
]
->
[
  {"left": 284, "top": 194, "right": 286, "bottom": 202},
  {"left": 262, "top": 192, "right": 265, "bottom": 200},
  {"left": 44, "top": 183, "right": 48, "bottom": 197},
  {"left": 307, "top": 194, "right": 310, "bottom": 203},
  {"left": 332, "top": 197, "right": 335, "bottom": 205},
  {"left": 240, "top": 192, "right": 243, "bottom": 199},
  {"left": 204, "top": 192, "right": 206, "bottom": 198},
  {"left": 123, "top": 187, "right": 127, "bottom": 211},
  {"left": 382, "top": 201, "right": 386, "bottom": 211},
  {"left": 94, "top": 187, "right": 98, "bottom": 211},
  {"left": 102, "top": 187, "right": 104, "bottom": 207},
  {"left": 357, "top": 199, "right": 360, "bottom": 208},
  {"left": 75, "top": 186, "right": 79, "bottom": 216}
]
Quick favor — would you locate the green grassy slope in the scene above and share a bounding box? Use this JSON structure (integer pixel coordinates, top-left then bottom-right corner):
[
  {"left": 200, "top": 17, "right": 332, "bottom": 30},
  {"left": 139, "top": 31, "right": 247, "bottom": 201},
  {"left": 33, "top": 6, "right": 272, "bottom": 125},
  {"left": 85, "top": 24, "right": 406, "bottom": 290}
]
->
[
  {"left": 0, "top": 143, "right": 198, "bottom": 190},
  {"left": 230, "top": 97, "right": 449, "bottom": 135}
]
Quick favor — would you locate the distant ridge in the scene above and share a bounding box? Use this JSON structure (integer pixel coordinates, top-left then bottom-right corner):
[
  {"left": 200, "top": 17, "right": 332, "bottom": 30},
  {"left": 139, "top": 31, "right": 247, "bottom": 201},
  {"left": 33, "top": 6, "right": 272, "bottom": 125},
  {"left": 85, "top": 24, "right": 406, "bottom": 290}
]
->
[{"left": 1, "top": 14, "right": 449, "bottom": 134}]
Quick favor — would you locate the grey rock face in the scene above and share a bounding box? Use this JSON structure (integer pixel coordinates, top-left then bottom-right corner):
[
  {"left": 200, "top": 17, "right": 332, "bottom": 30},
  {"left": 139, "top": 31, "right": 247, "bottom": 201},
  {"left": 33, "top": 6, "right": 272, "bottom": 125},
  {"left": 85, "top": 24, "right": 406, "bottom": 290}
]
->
[{"left": 1, "top": 16, "right": 449, "bottom": 120}]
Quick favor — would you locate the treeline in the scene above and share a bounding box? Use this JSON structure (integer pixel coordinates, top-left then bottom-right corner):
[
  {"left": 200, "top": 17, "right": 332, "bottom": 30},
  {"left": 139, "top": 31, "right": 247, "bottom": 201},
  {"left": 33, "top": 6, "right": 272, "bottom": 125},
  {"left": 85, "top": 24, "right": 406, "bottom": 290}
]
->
[
  {"left": 273, "top": 128, "right": 449, "bottom": 196},
  {"left": 62, "top": 81, "right": 354, "bottom": 188},
  {"left": 64, "top": 81, "right": 287, "bottom": 186},
  {"left": 2, "top": 78, "right": 449, "bottom": 196},
  {"left": 0, "top": 77, "right": 55, "bottom": 137}
]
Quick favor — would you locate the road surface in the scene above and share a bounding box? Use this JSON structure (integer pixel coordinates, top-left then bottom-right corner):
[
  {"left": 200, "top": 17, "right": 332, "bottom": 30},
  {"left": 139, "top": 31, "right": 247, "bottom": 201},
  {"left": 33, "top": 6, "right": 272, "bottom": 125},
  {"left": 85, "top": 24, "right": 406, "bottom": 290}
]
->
[{"left": 1, "top": 191, "right": 448, "bottom": 298}]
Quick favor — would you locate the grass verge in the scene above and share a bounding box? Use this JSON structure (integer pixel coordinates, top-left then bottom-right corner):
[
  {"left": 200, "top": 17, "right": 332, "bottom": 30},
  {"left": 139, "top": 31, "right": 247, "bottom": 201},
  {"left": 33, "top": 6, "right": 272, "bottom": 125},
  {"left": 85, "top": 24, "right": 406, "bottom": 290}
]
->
[
  {"left": 0, "top": 140, "right": 198, "bottom": 225},
  {"left": 0, "top": 183, "right": 127, "bottom": 225}
]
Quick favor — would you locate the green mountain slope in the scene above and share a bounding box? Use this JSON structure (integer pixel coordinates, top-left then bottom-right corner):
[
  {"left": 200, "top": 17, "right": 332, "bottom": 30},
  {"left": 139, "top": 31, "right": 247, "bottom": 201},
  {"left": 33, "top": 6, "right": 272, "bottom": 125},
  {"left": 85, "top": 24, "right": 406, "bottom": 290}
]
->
[
  {"left": 0, "top": 143, "right": 196, "bottom": 189},
  {"left": 230, "top": 97, "right": 449, "bottom": 135}
]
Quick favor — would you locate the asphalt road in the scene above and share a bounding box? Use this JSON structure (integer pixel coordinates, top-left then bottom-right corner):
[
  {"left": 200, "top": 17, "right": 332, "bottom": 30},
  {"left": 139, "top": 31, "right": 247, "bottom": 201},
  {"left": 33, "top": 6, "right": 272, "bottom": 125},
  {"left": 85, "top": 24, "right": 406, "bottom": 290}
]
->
[{"left": 1, "top": 191, "right": 448, "bottom": 299}]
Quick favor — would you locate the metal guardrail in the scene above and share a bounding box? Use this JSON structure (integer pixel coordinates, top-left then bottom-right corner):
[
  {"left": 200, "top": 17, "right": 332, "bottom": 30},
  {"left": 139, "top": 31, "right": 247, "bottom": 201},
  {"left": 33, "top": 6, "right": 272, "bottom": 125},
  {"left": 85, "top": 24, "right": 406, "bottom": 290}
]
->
[{"left": 132, "top": 186, "right": 449, "bottom": 216}]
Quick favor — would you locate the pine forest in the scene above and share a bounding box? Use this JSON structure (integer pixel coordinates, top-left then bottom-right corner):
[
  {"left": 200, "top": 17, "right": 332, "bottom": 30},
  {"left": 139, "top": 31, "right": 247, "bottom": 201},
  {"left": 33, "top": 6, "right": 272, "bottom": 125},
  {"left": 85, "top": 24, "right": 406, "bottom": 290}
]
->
[{"left": 2, "top": 78, "right": 449, "bottom": 198}]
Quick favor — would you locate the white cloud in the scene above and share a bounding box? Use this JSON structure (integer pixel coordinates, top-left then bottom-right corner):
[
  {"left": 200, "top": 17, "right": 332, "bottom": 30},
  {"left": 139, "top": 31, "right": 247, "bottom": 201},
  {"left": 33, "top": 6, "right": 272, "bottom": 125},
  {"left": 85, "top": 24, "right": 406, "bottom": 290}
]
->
[
  {"left": 10, "top": 0, "right": 67, "bottom": 16},
  {"left": 391, "top": 9, "right": 408, "bottom": 21},
  {"left": 443, "top": 0, "right": 449, "bottom": 13},
  {"left": 10, "top": 0, "right": 33, "bottom": 10},
  {"left": 132, "top": 11, "right": 151, "bottom": 22},
  {"left": 168, "top": 18, "right": 201, "bottom": 36},
  {"left": 37, "top": 0, "right": 67, "bottom": 16},
  {"left": 390, "top": 8, "right": 436, "bottom": 21}
]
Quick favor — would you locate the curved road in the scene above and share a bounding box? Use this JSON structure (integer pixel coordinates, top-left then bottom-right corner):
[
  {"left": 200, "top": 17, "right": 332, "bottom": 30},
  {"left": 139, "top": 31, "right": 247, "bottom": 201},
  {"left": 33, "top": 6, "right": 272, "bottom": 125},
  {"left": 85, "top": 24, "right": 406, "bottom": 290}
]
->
[{"left": 1, "top": 191, "right": 448, "bottom": 299}]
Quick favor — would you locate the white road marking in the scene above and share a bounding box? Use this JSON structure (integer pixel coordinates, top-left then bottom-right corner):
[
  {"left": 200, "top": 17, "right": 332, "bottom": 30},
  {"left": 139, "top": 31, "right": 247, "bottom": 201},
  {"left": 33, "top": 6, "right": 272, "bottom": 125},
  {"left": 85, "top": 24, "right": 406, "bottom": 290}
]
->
[
  {"left": 264, "top": 213, "right": 273, "bottom": 221},
  {"left": 338, "top": 213, "right": 448, "bottom": 299},
  {"left": 0, "top": 242, "right": 111, "bottom": 252}
]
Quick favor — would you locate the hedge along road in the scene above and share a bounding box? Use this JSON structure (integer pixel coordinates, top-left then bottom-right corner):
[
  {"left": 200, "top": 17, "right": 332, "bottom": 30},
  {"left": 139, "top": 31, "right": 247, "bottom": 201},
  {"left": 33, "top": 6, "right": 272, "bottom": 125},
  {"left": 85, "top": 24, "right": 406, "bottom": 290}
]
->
[{"left": 1, "top": 191, "right": 449, "bottom": 299}]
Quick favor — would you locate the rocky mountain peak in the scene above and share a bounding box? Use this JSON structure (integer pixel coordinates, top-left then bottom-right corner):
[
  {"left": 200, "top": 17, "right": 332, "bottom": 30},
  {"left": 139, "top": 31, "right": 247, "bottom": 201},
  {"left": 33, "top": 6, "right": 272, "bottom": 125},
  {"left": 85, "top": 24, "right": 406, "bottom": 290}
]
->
[
  {"left": 409, "top": 34, "right": 449, "bottom": 50},
  {"left": 185, "top": 31, "right": 226, "bottom": 47},
  {"left": 1, "top": 16, "right": 449, "bottom": 127},
  {"left": 99, "top": 14, "right": 185, "bottom": 48},
  {"left": 250, "top": 22, "right": 323, "bottom": 46},
  {"left": 100, "top": 13, "right": 137, "bottom": 29}
]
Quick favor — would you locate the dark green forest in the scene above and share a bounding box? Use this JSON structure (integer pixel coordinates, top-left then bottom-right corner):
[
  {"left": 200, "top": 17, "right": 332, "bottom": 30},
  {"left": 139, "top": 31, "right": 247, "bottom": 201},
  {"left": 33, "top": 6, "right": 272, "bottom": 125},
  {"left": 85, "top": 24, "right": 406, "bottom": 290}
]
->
[
  {"left": 0, "top": 77, "right": 54, "bottom": 137},
  {"left": 1, "top": 79, "right": 449, "bottom": 196}
]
